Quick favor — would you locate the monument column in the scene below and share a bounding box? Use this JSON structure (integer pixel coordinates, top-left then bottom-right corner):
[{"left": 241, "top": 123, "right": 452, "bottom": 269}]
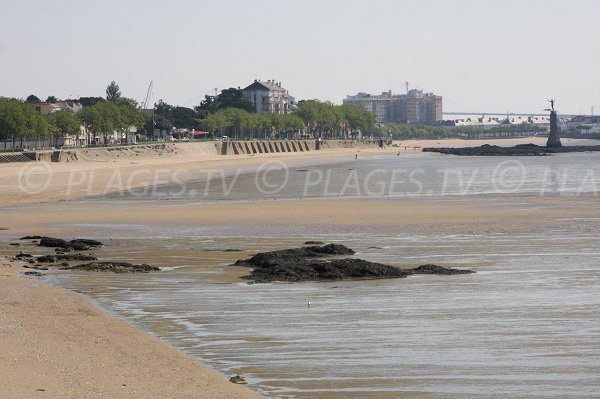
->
[{"left": 546, "top": 99, "right": 562, "bottom": 148}]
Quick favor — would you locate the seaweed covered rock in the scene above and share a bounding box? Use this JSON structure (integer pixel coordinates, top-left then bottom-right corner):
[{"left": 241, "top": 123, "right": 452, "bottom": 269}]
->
[
  {"left": 62, "top": 262, "right": 160, "bottom": 273},
  {"left": 410, "top": 264, "right": 475, "bottom": 275},
  {"left": 37, "top": 237, "right": 104, "bottom": 251},
  {"left": 234, "top": 244, "right": 474, "bottom": 283},
  {"left": 36, "top": 253, "right": 98, "bottom": 263}
]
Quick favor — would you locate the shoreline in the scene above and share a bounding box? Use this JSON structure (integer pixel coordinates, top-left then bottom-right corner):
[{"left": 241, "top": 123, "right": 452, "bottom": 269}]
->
[{"left": 0, "top": 258, "right": 263, "bottom": 399}]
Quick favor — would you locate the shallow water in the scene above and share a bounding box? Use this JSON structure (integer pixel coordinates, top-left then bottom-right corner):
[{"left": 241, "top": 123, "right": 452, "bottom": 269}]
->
[
  {"left": 43, "top": 226, "right": 600, "bottom": 398},
  {"left": 11, "top": 152, "right": 600, "bottom": 398},
  {"left": 94, "top": 151, "right": 600, "bottom": 201}
]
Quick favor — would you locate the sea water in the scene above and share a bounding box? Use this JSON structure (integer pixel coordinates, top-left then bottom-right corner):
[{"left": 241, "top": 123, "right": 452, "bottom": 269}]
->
[{"left": 44, "top": 152, "right": 600, "bottom": 398}]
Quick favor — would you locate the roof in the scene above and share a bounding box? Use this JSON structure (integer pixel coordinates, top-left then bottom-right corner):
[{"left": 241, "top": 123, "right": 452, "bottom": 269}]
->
[{"left": 243, "top": 80, "right": 286, "bottom": 92}]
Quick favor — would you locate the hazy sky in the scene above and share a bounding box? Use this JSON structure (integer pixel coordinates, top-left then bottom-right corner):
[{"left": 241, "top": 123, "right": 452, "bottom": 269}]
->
[{"left": 1, "top": 0, "right": 599, "bottom": 114}]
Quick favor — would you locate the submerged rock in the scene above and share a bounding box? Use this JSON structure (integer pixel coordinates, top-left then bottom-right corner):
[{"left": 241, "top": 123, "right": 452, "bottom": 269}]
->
[
  {"left": 229, "top": 375, "right": 247, "bottom": 384},
  {"left": 304, "top": 240, "right": 325, "bottom": 245},
  {"left": 234, "top": 244, "right": 473, "bottom": 283},
  {"left": 23, "top": 271, "right": 43, "bottom": 276},
  {"left": 410, "top": 264, "right": 475, "bottom": 275},
  {"left": 36, "top": 253, "right": 98, "bottom": 263},
  {"left": 14, "top": 252, "right": 33, "bottom": 260},
  {"left": 62, "top": 261, "right": 160, "bottom": 273}
]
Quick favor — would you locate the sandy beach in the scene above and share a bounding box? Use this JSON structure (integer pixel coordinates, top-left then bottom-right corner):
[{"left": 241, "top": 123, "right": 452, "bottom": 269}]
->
[
  {"left": 1, "top": 137, "right": 599, "bottom": 398},
  {"left": 0, "top": 261, "right": 263, "bottom": 399}
]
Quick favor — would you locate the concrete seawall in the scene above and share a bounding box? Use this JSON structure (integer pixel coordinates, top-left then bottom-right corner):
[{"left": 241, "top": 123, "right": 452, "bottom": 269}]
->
[
  {"left": 218, "top": 140, "right": 315, "bottom": 155},
  {"left": 0, "top": 140, "right": 381, "bottom": 163}
]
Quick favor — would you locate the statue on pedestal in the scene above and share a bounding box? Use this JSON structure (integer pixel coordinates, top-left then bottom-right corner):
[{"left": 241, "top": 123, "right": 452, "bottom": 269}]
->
[{"left": 546, "top": 99, "right": 562, "bottom": 148}]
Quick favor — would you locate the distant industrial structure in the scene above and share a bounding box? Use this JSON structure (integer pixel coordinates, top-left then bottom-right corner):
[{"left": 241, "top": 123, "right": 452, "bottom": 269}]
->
[
  {"left": 343, "top": 89, "right": 442, "bottom": 125},
  {"left": 242, "top": 79, "right": 296, "bottom": 114}
]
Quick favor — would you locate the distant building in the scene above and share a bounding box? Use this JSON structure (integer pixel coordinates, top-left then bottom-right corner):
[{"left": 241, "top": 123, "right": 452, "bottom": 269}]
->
[
  {"left": 343, "top": 89, "right": 442, "bottom": 125},
  {"left": 242, "top": 80, "right": 296, "bottom": 114},
  {"left": 33, "top": 100, "right": 82, "bottom": 115}
]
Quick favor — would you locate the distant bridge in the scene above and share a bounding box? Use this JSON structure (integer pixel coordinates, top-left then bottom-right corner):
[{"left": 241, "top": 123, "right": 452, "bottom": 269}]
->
[{"left": 444, "top": 111, "right": 577, "bottom": 118}]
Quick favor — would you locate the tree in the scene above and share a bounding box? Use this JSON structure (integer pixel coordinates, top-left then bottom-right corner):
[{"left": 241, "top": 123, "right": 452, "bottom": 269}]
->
[
  {"left": 78, "top": 96, "right": 105, "bottom": 107},
  {"left": 195, "top": 88, "right": 254, "bottom": 116},
  {"left": 46, "top": 96, "right": 58, "bottom": 103},
  {"left": 48, "top": 109, "right": 80, "bottom": 145},
  {"left": 26, "top": 94, "right": 41, "bottom": 103},
  {"left": 217, "top": 88, "right": 254, "bottom": 112},
  {"left": 194, "top": 95, "right": 217, "bottom": 118},
  {"left": 117, "top": 98, "right": 146, "bottom": 131},
  {"left": 105, "top": 81, "right": 121, "bottom": 102},
  {"left": 154, "top": 100, "right": 173, "bottom": 133},
  {"left": 171, "top": 106, "right": 197, "bottom": 129},
  {"left": 0, "top": 99, "right": 48, "bottom": 146}
]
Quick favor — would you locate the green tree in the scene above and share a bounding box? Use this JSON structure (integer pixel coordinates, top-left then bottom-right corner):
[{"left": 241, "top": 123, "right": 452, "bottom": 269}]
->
[
  {"left": 105, "top": 81, "right": 122, "bottom": 102},
  {"left": 48, "top": 109, "right": 80, "bottom": 146},
  {"left": 171, "top": 106, "right": 197, "bottom": 129},
  {"left": 78, "top": 96, "right": 105, "bottom": 107},
  {"left": 26, "top": 94, "right": 41, "bottom": 103},
  {"left": 154, "top": 99, "right": 173, "bottom": 133},
  {"left": 46, "top": 96, "right": 58, "bottom": 103}
]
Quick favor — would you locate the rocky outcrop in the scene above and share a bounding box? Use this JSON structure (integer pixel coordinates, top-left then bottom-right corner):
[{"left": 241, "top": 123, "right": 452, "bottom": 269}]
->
[
  {"left": 36, "top": 254, "right": 98, "bottom": 263},
  {"left": 36, "top": 237, "right": 104, "bottom": 251},
  {"left": 409, "top": 264, "right": 475, "bottom": 275},
  {"left": 234, "top": 244, "right": 474, "bottom": 283},
  {"left": 423, "top": 143, "right": 600, "bottom": 156},
  {"left": 62, "top": 262, "right": 160, "bottom": 273}
]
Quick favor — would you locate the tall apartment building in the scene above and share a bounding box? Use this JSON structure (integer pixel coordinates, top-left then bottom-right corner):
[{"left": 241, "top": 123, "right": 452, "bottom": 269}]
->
[
  {"left": 242, "top": 79, "right": 296, "bottom": 114},
  {"left": 343, "top": 89, "right": 442, "bottom": 125}
]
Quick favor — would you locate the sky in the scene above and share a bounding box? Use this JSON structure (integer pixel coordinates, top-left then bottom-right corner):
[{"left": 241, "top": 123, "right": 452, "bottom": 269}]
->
[{"left": 1, "top": 0, "right": 599, "bottom": 115}]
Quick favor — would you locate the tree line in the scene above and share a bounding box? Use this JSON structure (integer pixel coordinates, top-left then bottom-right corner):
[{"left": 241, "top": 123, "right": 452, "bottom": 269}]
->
[
  {"left": 0, "top": 81, "right": 147, "bottom": 146},
  {"left": 152, "top": 87, "right": 376, "bottom": 140}
]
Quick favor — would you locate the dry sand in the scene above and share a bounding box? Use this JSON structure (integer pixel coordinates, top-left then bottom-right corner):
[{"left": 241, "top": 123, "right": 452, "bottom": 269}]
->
[{"left": 0, "top": 137, "right": 597, "bottom": 398}]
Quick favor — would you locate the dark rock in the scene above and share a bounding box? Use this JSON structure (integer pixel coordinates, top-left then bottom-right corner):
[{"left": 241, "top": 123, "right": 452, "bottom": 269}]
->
[
  {"left": 62, "top": 262, "right": 160, "bottom": 273},
  {"left": 39, "top": 237, "right": 71, "bottom": 248},
  {"left": 61, "top": 262, "right": 69, "bottom": 267},
  {"left": 23, "top": 271, "right": 43, "bottom": 276},
  {"left": 70, "top": 238, "right": 104, "bottom": 247},
  {"left": 20, "top": 235, "right": 43, "bottom": 240},
  {"left": 38, "top": 237, "right": 104, "bottom": 251},
  {"left": 69, "top": 241, "right": 90, "bottom": 251},
  {"left": 9, "top": 243, "right": 20, "bottom": 246},
  {"left": 410, "top": 264, "right": 476, "bottom": 275},
  {"left": 15, "top": 252, "right": 33, "bottom": 260},
  {"left": 36, "top": 255, "right": 57, "bottom": 263},
  {"left": 423, "top": 144, "right": 600, "bottom": 156},
  {"left": 307, "top": 243, "right": 355, "bottom": 255},
  {"left": 304, "top": 241, "right": 324, "bottom": 245},
  {"left": 229, "top": 375, "right": 247, "bottom": 384},
  {"left": 234, "top": 244, "right": 474, "bottom": 283},
  {"left": 37, "top": 254, "right": 97, "bottom": 263}
]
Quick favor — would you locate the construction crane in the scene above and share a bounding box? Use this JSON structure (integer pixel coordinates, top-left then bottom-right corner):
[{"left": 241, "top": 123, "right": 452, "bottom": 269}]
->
[{"left": 141, "top": 81, "right": 153, "bottom": 110}]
